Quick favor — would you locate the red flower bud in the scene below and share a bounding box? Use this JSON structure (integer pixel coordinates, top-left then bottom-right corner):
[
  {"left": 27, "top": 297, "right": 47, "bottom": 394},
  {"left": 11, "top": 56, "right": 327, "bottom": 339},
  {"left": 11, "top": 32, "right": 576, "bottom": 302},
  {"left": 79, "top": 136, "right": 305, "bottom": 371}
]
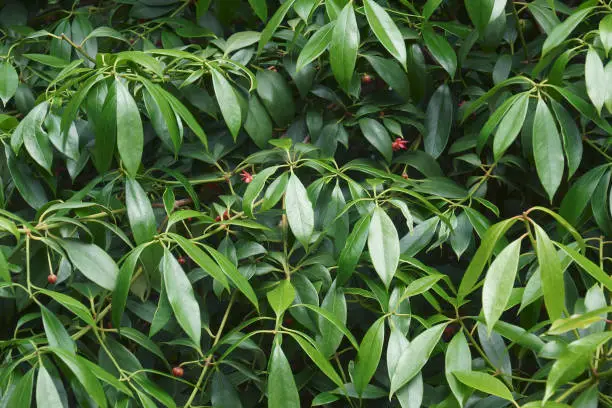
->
[
  {"left": 361, "top": 74, "right": 373, "bottom": 84},
  {"left": 178, "top": 257, "right": 186, "bottom": 265},
  {"left": 240, "top": 170, "right": 253, "bottom": 183},
  {"left": 47, "top": 274, "right": 57, "bottom": 284}
]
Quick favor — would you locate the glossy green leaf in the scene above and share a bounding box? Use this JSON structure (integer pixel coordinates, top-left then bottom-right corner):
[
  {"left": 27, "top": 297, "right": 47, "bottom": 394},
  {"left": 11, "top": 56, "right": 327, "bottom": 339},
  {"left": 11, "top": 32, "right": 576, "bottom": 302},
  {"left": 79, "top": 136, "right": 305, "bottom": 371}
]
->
[
  {"left": 36, "top": 365, "right": 63, "bottom": 408},
  {"left": 425, "top": 84, "right": 453, "bottom": 158},
  {"left": 585, "top": 47, "right": 606, "bottom": 114},
  {"left": 0, "top": 61, "right": 18, "bottom": 106},
  {"left": 337, "top": 214, "right": 371, "bottom": 285},
  {"left": 493, "top": 92, "right": 530, "bottom": 159},
  {"left": 465, "top": 0, "right": 494, "bottom": 33},
  {"left": 41, "top": 305, "right": 76, "bottom": 354},
  {"left": 532, "top": 98, "right": 564, "bottom": 201},
  {"left": 368, "top": 206, "right": 400, "bottom": 288},
  {"left": 256, "top": 70, "right": 295, "bottom": 128},
  {"left": 211, "top": 68, "right": 242, "bottom": 139},
  {"left": 555, "top": 243, "right": 612, "bottom": 291},
  {"left": 115, "top": 79, "right": 143, "bottom": 177},
  {"left": 445, "top": 332, "right": 472, "bottom": 407},
  {"left": 482, "top": 238, "right": 522, "bottom": 332},
  {"left": 390, "top": 324, "right": 446, "bottom": 395},
  {"left": 125, "top": 178, "right": 156, "bottom": 245},
  {"left": 542, "top": 7, "right": 594, "bottom": 56},
  {"left": 6, "top": 368, "right": 34, "bottom": 408},
  {"left": 297, "top": 22, "right": 334, "bottom": 71},
  {"left": 285, "top": 172, "right": 314, "bottom": 248},
  {"left": 363, "top": 0, "right": 406, "bottom": 67},
  {"left": 600, "top": 14, "right": 612, "bottom": 56},
  {"left": 244, "top": 95, "right": 273, "bottom": 148},
  {"left": 249, "top": 0, "right": 267, "bottom": 21},
  {"left": 59, "top": 239, "right": 118, "bottom": 290},
  {"left": 316, "top": 281, "right": 349, "bottom": 357},
  {"left": 161, "top": 248, "right": 201, "bottom": 346},
  {"left": 364, "top": 55, "right": 411, "bottom": 101},
  {"left": 49, "top": 347, "right": 106, "bottom": 407},
  {"left": 329, "top": 2, "right": 359, "bottom": 90},
  {"left": 534, "top": 223, "right": 565, "bottom": 320},
  {"left": 422, "top": 25, "right": 456, "bottom": 78},
  {"left": 267, "top": 279, "right": 295, "bottom": 317},
  {"left": 287, "top": 332, "right": 344, "bottom": 388},
  {"left": 453, "top": 371, "right": 514, "bottom": 401},
  {"left": 171, "top": 234, "right": 229, "bottom": 289},
  {"left": 268, "top": 342, "right": 300, "bottom": 408},
  {"left": 354, "top": 317, "right": 385, "bottom": 396},
  {"left": 359, "top": 118, "right": 393, "bottom": 162},
  {"left": 257, "top": 0, "right": 296, "bottom": 54},
  {"left": 112, "top": 244, "right": 149, "bottom": 329}
]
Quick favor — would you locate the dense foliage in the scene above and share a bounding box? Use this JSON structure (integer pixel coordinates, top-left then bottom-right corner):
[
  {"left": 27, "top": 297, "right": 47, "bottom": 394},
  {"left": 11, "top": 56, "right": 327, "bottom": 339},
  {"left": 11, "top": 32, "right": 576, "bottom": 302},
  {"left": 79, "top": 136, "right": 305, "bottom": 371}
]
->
[{"left": 0, "top": 0, "right": 611, "bottom": 406}]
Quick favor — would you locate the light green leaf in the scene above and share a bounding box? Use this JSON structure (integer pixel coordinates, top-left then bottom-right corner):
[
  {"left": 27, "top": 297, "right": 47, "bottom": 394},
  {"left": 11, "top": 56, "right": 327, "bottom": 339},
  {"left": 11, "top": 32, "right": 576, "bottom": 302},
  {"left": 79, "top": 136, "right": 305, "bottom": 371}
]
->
[
  {"left": 41, "top": 305, "right": 76, "bottom": 355},
  {"left": 211, "top": 68, "right": 242, "bottom": 139},
  {"left": 59, "top": 239, "right": 118, "bottom": 290},
  {"left": 0, "top": 61, "right": 18, "bottom": 106},
  {"left": 354, "top": 317, "right": 385, "bottom": 396},
  {"left": 542, "top": 7, "right": 594, "bottom": 56},
  {"left": 125, "top": 178, "right": 157, "bottom": 245},
  {"left": 36, "top": 365, "right": 63, "bottom": 408},
  {"left": 453, "top": 371, "right": 514, "bottom": 401},
  {"left": 532, "top": 98, "right": 564, "bottom": 201},
  {"left": 493, "top": 92, "right": 530, "bottom": 159},
  {"left": 285, "top": 172, "right": 314, "bottom": 248},
  {"left": 267, "top": 280, "right": 295, "bottom": 317},
  {"left": 600, "top": 14, "right": 612, "bottom": 56},
  {"left": 585, "top": 47, "right": 606, "bottom": 114},
  {"left": 422, "top": 25, "right": 456, "bottom": 78},
  {"left": 337, "top": 214, "right": 371, "bottom": 285},
  {"left": 297, "top": 22, "right": 334, "bottom": 72},
  {"left": 482, "top": 238, "right": 522, "bottom": 332},
  {"left": 268, "top": 342, "right": 300, "bottom": 408},
  {"left": 445, "top": 332, "right": 472, "bottom": 407},
  {"left": 425, "top": 84, "right": 453, "bottom": 158},
  {"left": 368, "top": 206, "right": 400, "bottom": 288},
  {"left": 534, "top": 223, "right": 565, "bottom": 320}
]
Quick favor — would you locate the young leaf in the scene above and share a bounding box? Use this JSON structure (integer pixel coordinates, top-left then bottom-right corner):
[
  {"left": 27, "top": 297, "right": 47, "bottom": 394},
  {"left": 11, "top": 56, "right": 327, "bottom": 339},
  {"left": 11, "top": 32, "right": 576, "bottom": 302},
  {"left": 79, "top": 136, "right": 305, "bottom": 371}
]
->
[
  {"left": 585, "top": 47, "right": 606, "bottom": 114},
  {"left": 36, "top": 365, "right": 63, "bottom": 408},
  {"left": 0, "top": 61, "right": 18, "bottom": 106},
  {"left": 285, "top": 172, "right": 315, "bottom": 249},
  {"left": 329, "top": 2, "right": 359, "bottom": 90},
  {"left": 161, "top": 249, "right": 201, "bottom": 346},
  {"left": 267, "top": 279, "right": 295, "bottom": 317},
  {"left": 363, "top": 0, "right": 406, "bottom": 67},
  {"left": 368, "top": 206, "right": 400, "bottom": 288},
  {"left": 532, "top": 98, "right": 564, "bottom": 201},
  {"left": 482, "top": 238, "right": 522, "bottom": 332}
]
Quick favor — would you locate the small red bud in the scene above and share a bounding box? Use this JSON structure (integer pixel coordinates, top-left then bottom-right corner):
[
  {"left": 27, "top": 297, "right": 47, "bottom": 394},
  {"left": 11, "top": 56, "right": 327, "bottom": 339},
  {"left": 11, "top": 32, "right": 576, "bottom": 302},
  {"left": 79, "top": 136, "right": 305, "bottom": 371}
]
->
[
  {"left": 172, "top": 366, "right": 184, "bottom": 377},
  {"left": 178, "top": 257, "right": 186, "bottom": 265},
  {"left": 47, "top": 274, "right": 57, "bottom": 284},
  {"left": 401, "top": 172, "right": 409, "bottom": 180},
  {"left": 361, "top": 73, "right": 373, "bottom": 84}
]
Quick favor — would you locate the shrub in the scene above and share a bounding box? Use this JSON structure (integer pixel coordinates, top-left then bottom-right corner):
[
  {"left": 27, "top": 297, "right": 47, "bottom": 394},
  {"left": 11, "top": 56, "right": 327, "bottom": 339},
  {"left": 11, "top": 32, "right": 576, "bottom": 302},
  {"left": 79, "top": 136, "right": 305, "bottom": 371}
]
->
[{"left": 0, "top": 0, "right": 611, "bottom": 407}]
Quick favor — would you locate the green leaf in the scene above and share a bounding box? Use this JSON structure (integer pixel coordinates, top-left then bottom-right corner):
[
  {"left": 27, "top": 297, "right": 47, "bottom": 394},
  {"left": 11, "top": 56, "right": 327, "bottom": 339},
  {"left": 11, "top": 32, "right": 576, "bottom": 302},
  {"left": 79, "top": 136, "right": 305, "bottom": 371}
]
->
[
  {"left": 329, "top": 2, "right": 360, "bottom": 90},
  {"left": 363, "top": 0, "right": 406, "bottom": 67},
  {"left": 115, "top": 79, "right": 143, "bottom": 177},
  {"left": 268, "top": 342, "right": 300, "bottom": 408},
  {"left": 548, "top": 306, "right": 612, "bottom": 335},
  {"left": 41, "top": 305, "right": 76, "bottom": 354},
  {"left": 316, "top": 281, "right": 350, "bottom": 356},
  {"left": 116, "top": 51, "right": 164, "bottom": 78},
  {"left": 600, "top": 14, "right": 612, "bottom": 56},
  {"left": 83, "top": 26, "right": 126, "bottom": 43},
  {"left": 482, "top": 238, "right": 522, "bottom": 332},
  {"left": 36, "top": 365, "right": 63, "bottom": 408},
  {"left": 112, "top": 244, "right": 149, "bottom": 329},
  {"left": 337, "top": 214, "right": 371, "bottom": 285},
  {"left": 49, "top": 347, "right": 107, "bottom": 407},
  {"left": 23, "top": 53, "right": 69, "bottom": 68},
  {"left": 445, "top": 332, "right": 472, "bottom": 407},
  {"left": 550, "top": 100, "right": 582, "bottom": 179},
  {"left": 425, "top": 84, "right": 453, "bottom": 158},
  {"left": 465, "top": 0, "right": 494, "bottom": 33},
  {"left": 256, "top": 70, "right": 295, "bottom": 128},
  {"left": 359, "top": 118, "right": 392, "bottom": 162},
  {"left": 493, "top": 92, "right": 530, "bottom": 159},
  {"left": 542, "top": 7, "right": 594, "bottom": 56},
  {"left": 244, "top": 167, "right": 278, "bottom": 217},
  {"left": 211, "top": 370, "right": 242, "bottom": 408},
  {"left": 126, "top": 178, "right": 157, "bottom": 245},
  {"left": 544, "top": 332, "right": 612, "bottom": 402},
  {"left": 248, "top": 0, "right": 267, "bottom": 21},
  {"left": 141, "top": 81, "right": 181, "bottom": 153},
  {"left": 267, "top": 279, "right": 295, "bottom": 317},
  {"left": 224, "top": 31, "right": 261, "bottom": 55},
  {"left": 59, "top": 239, "right": 118, "bottom": 290},
  {"left": 534, "top": 223, "right": 565, "bottom": 320},
  {"left": 170, "top": 234, "right": 229, "bottom": 290},
  {"left": 363, "top": 55, "right": 411, "bottom": 101},
  {"left": 257, "top": 0, "right": 296, "bottom": 54},
  {"left": 422, "top": 0, "right": 443, "bottom": 20},
  {"left": 368, "top": 206, "right": 400, "bottom": 288},
  {"left": 244, "top": 95, "right": 273, "bottom": 148},
  {"left": 532, "top": 98, "right": 564, "bottom": 201},
  {"left": 38, "top": 289, "right": 95, "bottom": 325},
  {"left": 287, "top": 332, "right": 344, "bottom": 388},
  {"left": 211, "top": 68, "right": 242, "bottom": 139},
  {"left": 203, "top": 245, "right": 259, "bottom": 310},
  {"left": 0, "top": 61, "right": 18, "bottom": 106},
  {"left": 354, "top": 317, "right": 385, "bottom": 396},
  {"left": 161, "top": 249, "right": 201, "bottom": 346},
  {"left": 457, "top": 218, "right": 517, "bottom": 300},
  {"left": 422, "top": 25, "right": 456, "bottom": 78},
  {"left": 585, "top": 47, "right": 606, "bottom": 114},
  {"left": 559, "top": 165, "right": 607, "bottom": 227},
  {"left": 297, "top": 22, "right": 334, "bottom": 72},
  {"left": 11, "top": 101, "right": 49, "bottom": 154},
  {"left": 555, "top": 243, "right": 612, "bottom": 292},
  {"left": 390, "top": 323, "right": 446, "bottom": 395},
  {"left": 24, "top": 127, "right": 53, "bottom": 174},
  {"left": 4, "top": 146, "right": 48, "bottom": 209},
  {"left": 452, "top": 371, "right": 514, "bottom": 401},
  {"left": 286, "top": 172, "right": 315, "bottom": 248},
  {"left": 6, "top": 368, "right": 34, "bottom": 408}
]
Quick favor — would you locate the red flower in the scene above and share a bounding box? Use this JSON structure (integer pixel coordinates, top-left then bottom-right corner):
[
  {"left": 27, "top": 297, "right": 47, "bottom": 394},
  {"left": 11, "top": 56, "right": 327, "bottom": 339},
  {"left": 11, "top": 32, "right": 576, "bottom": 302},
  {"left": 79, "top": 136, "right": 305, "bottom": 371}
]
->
[
  {"left": 392, "top": 138, "right": 409, "bottom": 151},
  {"left": 240, "top": 170, "right": 253, "bottom": 183}
]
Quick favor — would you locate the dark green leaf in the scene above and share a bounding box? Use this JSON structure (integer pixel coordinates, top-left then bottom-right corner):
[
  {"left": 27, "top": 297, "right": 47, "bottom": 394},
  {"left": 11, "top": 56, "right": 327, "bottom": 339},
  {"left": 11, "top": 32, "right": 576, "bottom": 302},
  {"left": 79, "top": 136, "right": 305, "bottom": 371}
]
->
[
  {"left": 330, "top": 2, "right": 359, "bottom": 90},
  {"left": 425, "top": 84, "right": 453, "bottom": 158}
]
